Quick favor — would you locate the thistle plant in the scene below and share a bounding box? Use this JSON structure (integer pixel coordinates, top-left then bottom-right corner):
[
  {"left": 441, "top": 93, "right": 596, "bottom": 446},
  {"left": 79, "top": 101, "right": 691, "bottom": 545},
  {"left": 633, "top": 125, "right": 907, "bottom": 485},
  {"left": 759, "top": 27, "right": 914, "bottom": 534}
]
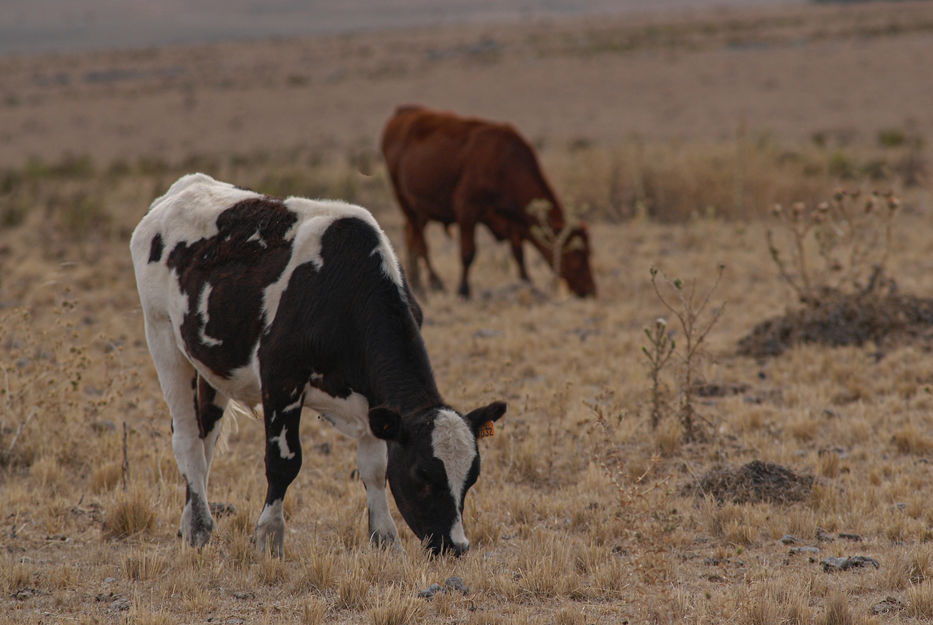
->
[
  {"left": 642, "top": 317, "right": 675, "bottom": 430},
  {"left": 649, "top": 265, "right": 726, "bottom": 441},
  {"left": 767, "top": 188, "right": 901, "bottom": 305}
]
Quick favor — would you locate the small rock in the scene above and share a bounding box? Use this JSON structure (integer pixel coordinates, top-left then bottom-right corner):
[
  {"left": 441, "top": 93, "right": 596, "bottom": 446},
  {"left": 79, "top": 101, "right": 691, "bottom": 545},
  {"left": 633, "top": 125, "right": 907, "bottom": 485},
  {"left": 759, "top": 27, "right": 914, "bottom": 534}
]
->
[
  {"left": 895, "top": 502, "right": 907, "bottom": 511},
  {"left": 815, "top": 527, "right": 834, "bottom": 542},
  {"left": 780, "top": 534, "right": 798, "bottom": 545},
  {"left": 820, "top": 555, "right": 880, "bottom": 572},
  {"left": 103, "top": 577, "right": 114, "bottom": 584},
  {"left": 109, "top": 596, "right": 131, "bottom": 611},
  {"left": 789, "top": 546, "right": 819, "bottom": 555},
  {"left": 91, "top": 420, "right": 117, "bottom": 434},
  {"left": 838, "top": 533, "right": 862, "bottom": 542},
  {"left": 473, "top": 328, "right": 501, "bottom": 339},
  {"left": 444, "top": 576, "right": 469, "bottom": 594},
  {"left": 233, "top": 591, "right": 255, "bottom": 600},
  {"left": 12, "top": 587, "right": 37, "bottom": 600},
  {"left": 417, "top": 583, "right": 445, "bottom": 599},
  {"left": 226, "top": 619, "right": 245, "bottom": 625},
  {"left": 872, "top": 596, "right": 904, "bottom": 615},
  {"left": 210, "top": 502, "right": 237, "bottom": 518}
]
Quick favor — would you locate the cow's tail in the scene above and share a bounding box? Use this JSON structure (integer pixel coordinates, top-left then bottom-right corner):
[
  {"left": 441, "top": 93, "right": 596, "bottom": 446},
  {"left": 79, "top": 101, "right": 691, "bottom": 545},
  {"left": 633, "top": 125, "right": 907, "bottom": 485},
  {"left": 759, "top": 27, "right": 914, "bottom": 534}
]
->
[{"left": 215, "top": 400, "right": 262, "bottom": 453}]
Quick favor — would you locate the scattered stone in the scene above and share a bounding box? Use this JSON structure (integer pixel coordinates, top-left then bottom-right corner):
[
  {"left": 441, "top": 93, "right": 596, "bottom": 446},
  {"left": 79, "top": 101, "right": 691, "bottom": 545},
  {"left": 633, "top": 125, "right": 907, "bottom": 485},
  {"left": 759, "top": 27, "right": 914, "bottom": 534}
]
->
[
  {"left": 816, "top": 527, "right": 834, "bottom": 542},
  {"left": 417, "top": 583, "right": 445, "bottom": 599},
  {"left": 683, "top": 460, "right": 813, "bottom": 504},
  {"left": 91, "top": 420, "right": 117, "bottom": 433},
  {"left": 694, "top": 382, "right": 749, "bottom": 398},
  {"left": 820, "top": 555, "right": 880, "bottom": 572},
  {"left": 103, "top": 577, "right": 114, "bottom": 584},
  {"left": 780, "top": 535, "right": 798, "bottom": 545},
  {"left": 444, "top": 576, "right": 469, "bottom": 594},
  {"left": 838, "top": 533, "right": 863, "bottom": 542},
  {"left": 109, "top": 596, "right": 131, "bottom": 611},
  {"left": 233, "top": 591, "right": 255, "bottom": 600},
  {"left": 226, "top": 618, "right": 245, "bottom": 625},
  {"left": 210, "top": 502, "right": 237, "bottom": 518},
  {"left": 871, "top": 596, "right": 904, "bottom": 615},
  {"left": 12, "top": 587, "right": 37, "bottom": 600},
  {"left": 789, "top": 546, "right": 819, "bottom": 555},
  {"left": 473, "top": 328, "right": 501, "bottom": 339}
]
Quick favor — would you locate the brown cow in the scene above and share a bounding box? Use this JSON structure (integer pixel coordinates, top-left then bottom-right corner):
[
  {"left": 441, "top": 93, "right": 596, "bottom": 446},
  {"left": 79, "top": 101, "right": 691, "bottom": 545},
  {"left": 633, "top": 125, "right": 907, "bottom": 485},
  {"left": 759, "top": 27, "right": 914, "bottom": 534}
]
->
[{"left": 381, "top": 105, "right": 596, "bottom": 298}]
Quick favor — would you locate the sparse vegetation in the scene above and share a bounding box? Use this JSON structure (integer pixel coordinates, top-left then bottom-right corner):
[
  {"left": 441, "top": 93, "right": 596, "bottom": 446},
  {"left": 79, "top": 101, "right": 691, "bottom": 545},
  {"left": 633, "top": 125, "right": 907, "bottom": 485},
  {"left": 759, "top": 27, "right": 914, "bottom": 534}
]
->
[
  {"left": 4, "top": 2, "right": 933, "bottom": 623},
  {"left": 649, "top": 265, "right": 726, "bottom": 441}
]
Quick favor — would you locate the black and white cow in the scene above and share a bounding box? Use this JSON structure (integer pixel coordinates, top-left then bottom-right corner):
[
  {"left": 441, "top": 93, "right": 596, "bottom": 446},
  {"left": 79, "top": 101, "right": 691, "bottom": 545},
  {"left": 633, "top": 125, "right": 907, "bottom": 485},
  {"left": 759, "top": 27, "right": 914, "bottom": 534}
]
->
[{"left": 130, "top": 173, "right": 506, "bottom": 556}]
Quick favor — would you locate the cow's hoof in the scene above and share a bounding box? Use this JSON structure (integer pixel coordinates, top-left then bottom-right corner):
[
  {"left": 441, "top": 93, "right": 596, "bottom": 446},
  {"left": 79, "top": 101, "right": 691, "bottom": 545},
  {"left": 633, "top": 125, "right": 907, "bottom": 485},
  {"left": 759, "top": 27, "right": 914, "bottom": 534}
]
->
[
  {"left": 428, "top": 275, "right": 445, "bottom": 292},
  {"left": 369, "top": 531, "right": 403, "bottom": 551}
]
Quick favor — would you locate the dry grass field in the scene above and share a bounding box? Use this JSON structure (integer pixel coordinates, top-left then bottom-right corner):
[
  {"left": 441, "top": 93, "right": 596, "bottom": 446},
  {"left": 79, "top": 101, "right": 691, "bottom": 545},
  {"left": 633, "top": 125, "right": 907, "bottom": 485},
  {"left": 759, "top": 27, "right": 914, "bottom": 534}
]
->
[{"left": 3, "top": 3, "right": 933, "bottom": 624}]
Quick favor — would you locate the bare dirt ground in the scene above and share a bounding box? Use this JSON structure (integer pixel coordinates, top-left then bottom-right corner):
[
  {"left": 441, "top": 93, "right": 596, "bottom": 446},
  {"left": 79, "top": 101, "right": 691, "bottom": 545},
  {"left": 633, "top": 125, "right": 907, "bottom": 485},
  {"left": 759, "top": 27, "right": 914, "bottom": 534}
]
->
[{"left": 3, "top": 3, "right": 933, "bottom": 624}]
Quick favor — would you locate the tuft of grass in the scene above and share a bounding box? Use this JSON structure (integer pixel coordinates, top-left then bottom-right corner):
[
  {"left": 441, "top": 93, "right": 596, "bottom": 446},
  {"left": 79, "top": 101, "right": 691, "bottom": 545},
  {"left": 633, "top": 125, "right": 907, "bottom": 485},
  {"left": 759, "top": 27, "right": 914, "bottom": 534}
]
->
[
  {"left": 301, "top": 597, "right": 330, "bottom": 625},
  {"left": 368, "top": 585, "right": 424, "bottom": 625},
  {"left": 121, "top": 548, "right": 169, "bottom": 581},
  {"left": 103, "top": 485, "right": 157, "bottom": 538}
]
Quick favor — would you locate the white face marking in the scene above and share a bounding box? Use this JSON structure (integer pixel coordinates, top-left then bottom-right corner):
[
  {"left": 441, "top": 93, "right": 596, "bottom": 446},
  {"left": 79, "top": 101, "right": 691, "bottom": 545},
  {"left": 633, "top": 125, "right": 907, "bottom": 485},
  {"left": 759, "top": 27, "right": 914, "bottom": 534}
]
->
[
  {"left": 431, "top": 409, "right": 477, "bottom": 509},
  {"left": 270, "top": 426, "right": 295, "bottom": 460}
]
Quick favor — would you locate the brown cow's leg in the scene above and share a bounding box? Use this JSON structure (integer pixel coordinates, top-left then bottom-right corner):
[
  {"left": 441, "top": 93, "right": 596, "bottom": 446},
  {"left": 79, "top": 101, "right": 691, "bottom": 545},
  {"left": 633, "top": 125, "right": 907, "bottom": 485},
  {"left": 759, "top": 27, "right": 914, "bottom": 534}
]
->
[
  {"left": 457, "top": 218, "right": 477, "bottom": 298},
  {"left": 405, "top": 219, "right": 445, "bottom": 293},
  {"left": 403, "top": 220, "right": 424, "bottom": 294},
  {"left": 510, "top": 235, "right": 531, "bottom": 282}
]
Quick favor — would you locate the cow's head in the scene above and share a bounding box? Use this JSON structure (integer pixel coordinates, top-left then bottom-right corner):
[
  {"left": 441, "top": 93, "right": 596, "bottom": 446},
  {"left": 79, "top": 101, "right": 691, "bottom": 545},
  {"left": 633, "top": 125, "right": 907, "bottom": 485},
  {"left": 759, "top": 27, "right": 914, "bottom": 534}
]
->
[
  {"left": 559, "top": 224, "right": 597, "bottom": 298},
  {"left": 369, "top": 401, "right": 507, "bottom": 555}
]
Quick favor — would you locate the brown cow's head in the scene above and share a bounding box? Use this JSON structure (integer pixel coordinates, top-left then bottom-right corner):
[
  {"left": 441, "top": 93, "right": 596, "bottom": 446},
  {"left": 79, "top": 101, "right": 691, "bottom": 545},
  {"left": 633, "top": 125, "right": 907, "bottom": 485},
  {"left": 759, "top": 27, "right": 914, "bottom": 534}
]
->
[{"left": 559, "top": 224, "right": 596, "bottom": 297}]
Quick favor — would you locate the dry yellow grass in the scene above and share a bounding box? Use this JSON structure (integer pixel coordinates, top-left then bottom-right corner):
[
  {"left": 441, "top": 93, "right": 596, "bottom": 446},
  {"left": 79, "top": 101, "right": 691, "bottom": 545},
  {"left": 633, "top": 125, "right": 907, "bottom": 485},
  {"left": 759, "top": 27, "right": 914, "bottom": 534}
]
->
[{"left": 2, "top": 3, "right": 933, "bottom": 624}]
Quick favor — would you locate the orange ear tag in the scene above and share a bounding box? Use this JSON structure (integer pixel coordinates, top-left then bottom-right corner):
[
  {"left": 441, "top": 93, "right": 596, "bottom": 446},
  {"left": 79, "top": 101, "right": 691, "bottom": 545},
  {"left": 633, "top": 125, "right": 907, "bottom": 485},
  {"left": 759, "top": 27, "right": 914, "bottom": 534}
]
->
[{"left": 476, "top": 421, "right": 495, "bottom": 439}]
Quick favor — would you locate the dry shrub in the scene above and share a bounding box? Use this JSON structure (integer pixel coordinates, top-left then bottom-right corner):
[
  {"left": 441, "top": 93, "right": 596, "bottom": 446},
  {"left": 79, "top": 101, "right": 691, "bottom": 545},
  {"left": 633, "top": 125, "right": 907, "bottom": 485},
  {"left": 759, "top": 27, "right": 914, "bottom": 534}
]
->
[
  {"left": 686, "top": 461, "right": 813, "bottom": 505},
  {"left": 907, "top": 581, "right": 933, "bottom": 620},
  {"left": 0, "top": 556, "right": 34, "bottom": 593},
  {"left": 891, "top": 424, "right": 933, "bottom": 455},
  {"left": 301, "top": 597, "right": 330, "bottom": 625},
  {"left": 103, "top": 485, "right": 157, "bottom": 538},
  {"left": 513, "top": 531, "right": 581, "bottom": 598},
  {"left": 368, "top": 585, "right": 424, "bottom": 625},
  {"left": 337, "top": 570, "right": 372, "bottom": 611},
  {"left": 121, "top": 548, "right": 169, "bottom": 581}
]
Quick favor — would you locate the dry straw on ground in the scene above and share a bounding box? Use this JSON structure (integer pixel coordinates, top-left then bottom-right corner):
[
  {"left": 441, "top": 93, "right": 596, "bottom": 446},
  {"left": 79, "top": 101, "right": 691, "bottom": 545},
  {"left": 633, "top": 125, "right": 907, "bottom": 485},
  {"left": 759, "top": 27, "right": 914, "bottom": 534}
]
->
[{"left": 3, "top": 3, "right": 933, "bottom": 624}]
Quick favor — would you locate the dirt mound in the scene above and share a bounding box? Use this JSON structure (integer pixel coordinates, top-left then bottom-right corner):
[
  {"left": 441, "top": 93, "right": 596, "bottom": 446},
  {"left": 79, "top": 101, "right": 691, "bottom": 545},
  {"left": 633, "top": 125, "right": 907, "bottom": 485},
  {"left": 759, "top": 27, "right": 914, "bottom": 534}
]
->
[
  {"left": 684, "top": 460, "right": 813, "bottom": 504},
  {"left": 737, "top": 290, "right": 933, "bottom": 358}
]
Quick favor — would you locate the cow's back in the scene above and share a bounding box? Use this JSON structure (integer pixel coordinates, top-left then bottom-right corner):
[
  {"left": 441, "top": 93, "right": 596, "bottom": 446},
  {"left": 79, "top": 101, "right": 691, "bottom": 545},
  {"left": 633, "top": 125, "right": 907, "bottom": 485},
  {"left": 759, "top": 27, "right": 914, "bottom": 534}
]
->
[
  {"left": 130, "top": 173, "right": 412, "bottom": 402},
  {"left": 381, "top": 107, "right": 556, "bottom": 224}
]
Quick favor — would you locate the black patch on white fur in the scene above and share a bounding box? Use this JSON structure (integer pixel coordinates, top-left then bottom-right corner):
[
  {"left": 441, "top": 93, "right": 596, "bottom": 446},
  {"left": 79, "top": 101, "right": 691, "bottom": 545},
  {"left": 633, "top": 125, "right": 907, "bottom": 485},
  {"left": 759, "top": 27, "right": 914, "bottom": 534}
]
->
[
  {"left": 148, "top": 233, "right": 164, "bottom": 263},
  {"left": 166, "top": 197, "right": 297, "bottom": 378}
]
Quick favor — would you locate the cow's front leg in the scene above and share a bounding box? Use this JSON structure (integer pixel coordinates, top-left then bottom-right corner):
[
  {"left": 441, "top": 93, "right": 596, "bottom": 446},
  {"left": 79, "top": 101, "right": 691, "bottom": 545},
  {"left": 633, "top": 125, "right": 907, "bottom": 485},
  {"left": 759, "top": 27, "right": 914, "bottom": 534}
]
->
[
  {"left": 256, "top": 391, "right": 303, "bottom": 558},
  {"left": 357, "top": 432, "right": 401, "bottom": 548}
]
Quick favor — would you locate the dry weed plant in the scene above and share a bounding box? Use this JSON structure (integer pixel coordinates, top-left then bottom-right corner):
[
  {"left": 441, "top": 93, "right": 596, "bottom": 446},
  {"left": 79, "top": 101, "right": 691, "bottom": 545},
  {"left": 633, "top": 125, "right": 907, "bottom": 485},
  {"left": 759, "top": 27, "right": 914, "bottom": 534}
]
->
[
  {"left": 649, "top": 265, "right": 726, "bottom": 441},
  {"left": 767, "top": 188, "right": 901, "bottom": 305},
  {"left": 642, "top": 317, "right": 676, "bottom": 430}
]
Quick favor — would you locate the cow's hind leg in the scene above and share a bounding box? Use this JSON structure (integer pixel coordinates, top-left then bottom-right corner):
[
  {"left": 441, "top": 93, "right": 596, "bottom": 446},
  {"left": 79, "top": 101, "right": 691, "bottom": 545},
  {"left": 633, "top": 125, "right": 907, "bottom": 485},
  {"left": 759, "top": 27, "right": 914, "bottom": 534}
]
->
[
  {"left": 509, "top": 234, "right": 531, "bottom": 282},
  {"left": 196, "top": 376, "right": 227, "bottom": 499},
  {"left": 256, "top": 384, "right": 304, "bottom": 558},
  {"left": 144, "top": 319, "right": 215, "bottom": 547},
  {"left": 405, "top": 219, "right": 445, "bottom": 293},
  {"left": 357, "top": 432, "right": 401, "bottom": 548}
]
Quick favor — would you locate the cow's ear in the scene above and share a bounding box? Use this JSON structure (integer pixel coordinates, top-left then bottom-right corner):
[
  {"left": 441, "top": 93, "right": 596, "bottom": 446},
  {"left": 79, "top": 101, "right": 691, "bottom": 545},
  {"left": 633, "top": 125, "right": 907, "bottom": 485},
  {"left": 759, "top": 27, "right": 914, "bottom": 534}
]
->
[
  {"left": 369, "top": 407, "right": 401, "bottom": 441},
  {"left": 465, "top": 401, "right": 506, "bottom": 439}
]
